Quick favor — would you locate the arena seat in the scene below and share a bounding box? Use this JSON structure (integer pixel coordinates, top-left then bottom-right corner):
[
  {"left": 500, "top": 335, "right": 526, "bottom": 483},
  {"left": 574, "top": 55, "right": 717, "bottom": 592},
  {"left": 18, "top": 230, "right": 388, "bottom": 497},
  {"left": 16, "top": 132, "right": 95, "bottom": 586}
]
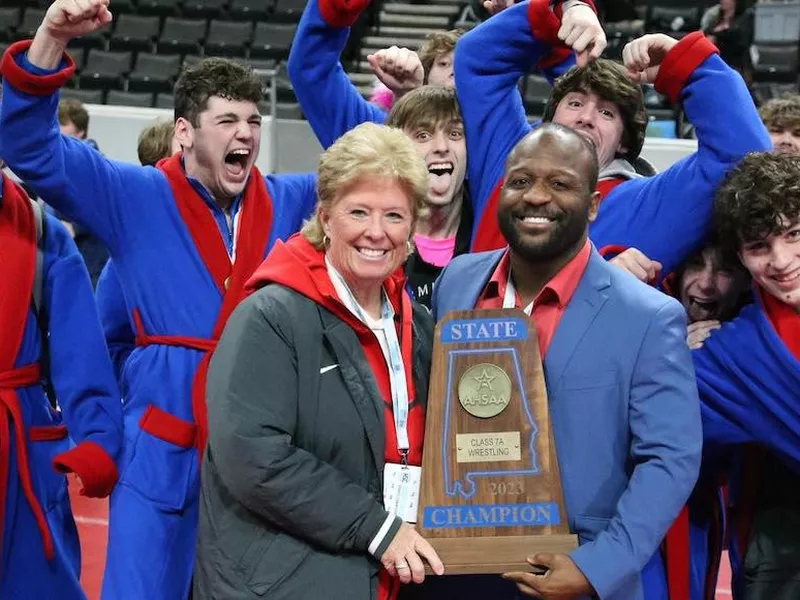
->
[
  {"left": 523, "top": 74, "right": 550, "bottom": 118},
  {"left": 15, "top": 8, "right": 45, "bottom": 41},
  {"left": 110, "top": 14, "right": 161, "bottom": 54},
  {"left": 0, "top": 8, "right": 20, "bottom": 43},
  {"left": 60, "top": 88, "right": 106, "bottom": 104},
  {"left": 78, "top": 49, "right": 132, "bottom": 90},
  {"left": 183, "top": 0, "right": 230, "bottom": 20},
  {"left": 229, "top": 0, "right": 271, "bottom": 22},
  {"left": 205, "top": 19, "right": 253, "bottom": 57},
  {"left": 157, "top": 17, "right": 208, "bottom": 56},
  {"left": 107, "top": 89, "right": 155, "bottom": 108},
  {"left": 752, "top": 43, "right": 800, "bottom": 83},
  {"left": 137, "top": 0, "right": 183, "bottom": 18},
  {"left": 251, "top": 22, "right": 296, "bottom": 60},
  {"left": 129, "top": 53, "right": 182, "bottom": 94}
]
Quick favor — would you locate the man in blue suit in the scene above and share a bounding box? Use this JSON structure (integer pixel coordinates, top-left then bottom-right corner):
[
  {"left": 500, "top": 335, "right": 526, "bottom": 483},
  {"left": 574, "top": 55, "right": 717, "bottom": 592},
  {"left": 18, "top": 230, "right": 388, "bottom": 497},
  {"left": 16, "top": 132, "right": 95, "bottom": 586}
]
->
[{"left": 430, "top": 124, "right": 702, "bottom": 599}]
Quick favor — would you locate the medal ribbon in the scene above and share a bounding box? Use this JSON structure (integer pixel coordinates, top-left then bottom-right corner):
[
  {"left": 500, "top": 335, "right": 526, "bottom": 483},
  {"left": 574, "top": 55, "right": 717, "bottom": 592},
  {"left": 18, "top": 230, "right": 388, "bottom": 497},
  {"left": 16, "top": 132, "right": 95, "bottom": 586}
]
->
[{"left": 326, "top": 259, "right": 410, "bottom": 456}]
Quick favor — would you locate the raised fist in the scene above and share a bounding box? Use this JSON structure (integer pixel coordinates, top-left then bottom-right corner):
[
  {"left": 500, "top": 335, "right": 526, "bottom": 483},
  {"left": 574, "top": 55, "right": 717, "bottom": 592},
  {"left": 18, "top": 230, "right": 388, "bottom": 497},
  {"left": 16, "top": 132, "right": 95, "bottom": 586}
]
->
[
  {"left": 482, "top": 0, "right": 515, "bottom": 17},
  {"left": 622, "top": 34, "right": 679, "bottom": 84},
  {"left": 609, "top": 247, "right": 662, "bottom": 284},
  {"left": 41, "top": 0, "right": 112, "bottom": 45},
  {"left": 367, "top": 46, "right": 424, "bottom": 98},
  {"left": 560, "top": 2, "right": 606, "bottom": 67}
]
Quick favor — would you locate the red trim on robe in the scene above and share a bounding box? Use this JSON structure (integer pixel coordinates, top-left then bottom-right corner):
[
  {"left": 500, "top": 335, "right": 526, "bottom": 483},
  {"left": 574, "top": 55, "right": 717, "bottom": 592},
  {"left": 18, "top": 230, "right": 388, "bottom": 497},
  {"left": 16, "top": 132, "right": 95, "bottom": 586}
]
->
[
  {"left": 138, "top": 404, "right": 197, "bottom": 449},
  {"left": 529, "top": 0, "right": 597, "bottom": 68},
  {"left": 596, "top": 177, "right": 624, "bottom": 198},
  {"left": 318, "top": 0, "right": 371, "bottom": 28},
  {"left": 598, "top": 244, "right": 628, "bottom": 259},
  {"left": 53, "top": 440, "right": 119, "bottom": 498},
  {"left": 758, "top": 286, "right": 800, "bottom": 362},
  {"left": 0, "top": 176, "right": 55, "bottom": 571},
  {"left": 663, "top": 507, "right": 691, "bottom": 600},
  {"left": 654, "top": 32, "right": 718, "bottom": 105},
  {"left": 0, "top": 40, "right": 75, "bottom": 96},
  {"left": 529, "top": 0, "right": 564, "bottom": 47},
  {"left": 28, "top": 424, "right": 67, "bottom": 442},
  {"left": 471, "top": 180, "right": 508, "bottom": 253},
  {"left": 131, "top": 154, "right": 273, "bottom": 458}
]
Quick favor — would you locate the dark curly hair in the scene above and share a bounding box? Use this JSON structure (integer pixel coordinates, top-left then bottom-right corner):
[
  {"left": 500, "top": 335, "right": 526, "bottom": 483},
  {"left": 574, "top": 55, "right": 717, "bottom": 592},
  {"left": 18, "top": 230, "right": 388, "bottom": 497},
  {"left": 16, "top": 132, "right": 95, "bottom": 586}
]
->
[
  {"left": 542, "top": 59, "right": 647, "bottom": 163},
  {"left": 714, "top": 152, "right": 800, "bottom": 256},
  {"left": 174, "top": 58, "right": 263, "bottom": 126},
  {"left": 759, "top": 93, "right": 800, "bottom": 132}
]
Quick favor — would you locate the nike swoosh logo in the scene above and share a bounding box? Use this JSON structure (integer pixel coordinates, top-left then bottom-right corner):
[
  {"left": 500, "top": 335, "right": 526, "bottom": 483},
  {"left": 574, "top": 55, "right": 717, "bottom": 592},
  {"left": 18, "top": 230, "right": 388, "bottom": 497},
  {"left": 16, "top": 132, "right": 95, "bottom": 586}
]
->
[{"left": 320, "top": 364, "right": 339, "bottom": 374}]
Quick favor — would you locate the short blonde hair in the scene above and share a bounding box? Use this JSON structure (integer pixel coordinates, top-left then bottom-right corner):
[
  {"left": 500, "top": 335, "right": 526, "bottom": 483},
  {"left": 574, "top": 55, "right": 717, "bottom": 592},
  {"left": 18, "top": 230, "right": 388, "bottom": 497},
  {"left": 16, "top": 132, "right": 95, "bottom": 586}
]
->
[
  {"left": 301, "top": 122, "right": 429, "bottom": 249},
  {"left": 137, "top": 119, "right": 175, "bottom": 166}
]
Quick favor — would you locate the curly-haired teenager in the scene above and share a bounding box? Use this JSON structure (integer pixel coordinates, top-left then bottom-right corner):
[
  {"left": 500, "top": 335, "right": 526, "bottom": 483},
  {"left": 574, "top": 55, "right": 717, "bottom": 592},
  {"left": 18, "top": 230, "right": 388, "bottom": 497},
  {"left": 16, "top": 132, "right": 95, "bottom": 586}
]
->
[
  {"left": 694, "top": 152, "right": 800, "bottom": 600},
  {"left": 759, "top": 94, "right": 800, "bottom": 156},
  {"left": 0, "top": 0, "right": 319, "bottom": 596}
]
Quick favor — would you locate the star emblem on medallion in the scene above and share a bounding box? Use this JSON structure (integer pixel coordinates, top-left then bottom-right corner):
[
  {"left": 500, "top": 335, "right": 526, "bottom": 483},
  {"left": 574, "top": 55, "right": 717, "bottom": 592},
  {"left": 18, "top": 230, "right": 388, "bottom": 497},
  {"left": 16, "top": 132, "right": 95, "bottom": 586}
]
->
[{"left": 474, "top": 369, "right": 496, "bottom": 390}]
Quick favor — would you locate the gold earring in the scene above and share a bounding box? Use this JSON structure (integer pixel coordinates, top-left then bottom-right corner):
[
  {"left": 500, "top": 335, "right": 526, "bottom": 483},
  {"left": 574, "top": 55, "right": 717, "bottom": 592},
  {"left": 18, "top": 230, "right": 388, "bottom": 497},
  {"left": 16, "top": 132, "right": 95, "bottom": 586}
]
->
[
  {"left": 407, "top": 240, "right": 414, "bottom": 254},
  {"left": 323, "top": 234, "right": 331, "bottom": 248}
]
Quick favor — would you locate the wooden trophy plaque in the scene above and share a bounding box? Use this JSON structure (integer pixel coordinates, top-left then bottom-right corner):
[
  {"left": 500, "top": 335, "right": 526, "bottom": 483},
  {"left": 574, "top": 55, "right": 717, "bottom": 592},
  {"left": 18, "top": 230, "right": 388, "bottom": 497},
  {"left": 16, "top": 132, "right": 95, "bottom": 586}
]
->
[{"left": 418, "top": 308, "right": 577, "bottom": 575}]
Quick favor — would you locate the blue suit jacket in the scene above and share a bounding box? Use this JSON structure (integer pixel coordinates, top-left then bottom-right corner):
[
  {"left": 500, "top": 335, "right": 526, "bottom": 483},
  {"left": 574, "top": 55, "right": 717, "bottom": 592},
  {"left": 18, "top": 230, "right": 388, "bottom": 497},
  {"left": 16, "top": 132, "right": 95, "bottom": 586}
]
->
[{"left": 429, "top": 247, "right": 702, "bottom": 600}]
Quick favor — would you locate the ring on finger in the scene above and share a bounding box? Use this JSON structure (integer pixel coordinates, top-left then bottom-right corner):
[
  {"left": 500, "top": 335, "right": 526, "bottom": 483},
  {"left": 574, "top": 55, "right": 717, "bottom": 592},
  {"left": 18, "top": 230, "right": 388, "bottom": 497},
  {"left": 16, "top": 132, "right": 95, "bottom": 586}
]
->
[{"left": 396, "top": 561, "right": 410, "bottom": 571}]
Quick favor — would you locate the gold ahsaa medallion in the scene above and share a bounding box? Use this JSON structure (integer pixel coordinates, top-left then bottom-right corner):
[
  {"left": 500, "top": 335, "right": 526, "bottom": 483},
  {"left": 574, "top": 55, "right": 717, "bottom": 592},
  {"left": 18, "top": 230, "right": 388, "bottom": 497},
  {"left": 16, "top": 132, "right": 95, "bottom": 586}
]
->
[{"left": 458, "top": 363, "right": 513, "bottom": 419}]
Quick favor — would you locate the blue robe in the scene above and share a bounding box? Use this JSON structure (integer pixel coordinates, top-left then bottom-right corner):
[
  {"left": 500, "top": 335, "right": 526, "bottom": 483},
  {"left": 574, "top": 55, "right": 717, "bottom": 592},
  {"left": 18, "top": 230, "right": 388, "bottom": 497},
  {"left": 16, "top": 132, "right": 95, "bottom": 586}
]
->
[{"left": 0, "top": 44, "right": 318, "bottom": 599}]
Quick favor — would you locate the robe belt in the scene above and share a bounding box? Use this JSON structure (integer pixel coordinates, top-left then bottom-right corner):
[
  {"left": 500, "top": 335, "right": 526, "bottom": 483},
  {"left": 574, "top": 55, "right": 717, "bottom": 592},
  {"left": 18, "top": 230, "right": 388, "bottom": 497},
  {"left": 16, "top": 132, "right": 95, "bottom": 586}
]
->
[
  {"left": 0, "top": 364, "right": 61, "bottom": 571},
  {"left": 132, "top": 310, "right": 213, "bottom": 456}
]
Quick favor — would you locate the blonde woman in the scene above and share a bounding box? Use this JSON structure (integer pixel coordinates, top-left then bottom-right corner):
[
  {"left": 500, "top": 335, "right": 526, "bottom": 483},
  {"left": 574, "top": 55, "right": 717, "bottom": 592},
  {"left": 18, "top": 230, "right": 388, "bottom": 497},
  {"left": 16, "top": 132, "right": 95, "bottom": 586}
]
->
[{"left": 196, "top": 122, "right": 444, "bottom": 599}]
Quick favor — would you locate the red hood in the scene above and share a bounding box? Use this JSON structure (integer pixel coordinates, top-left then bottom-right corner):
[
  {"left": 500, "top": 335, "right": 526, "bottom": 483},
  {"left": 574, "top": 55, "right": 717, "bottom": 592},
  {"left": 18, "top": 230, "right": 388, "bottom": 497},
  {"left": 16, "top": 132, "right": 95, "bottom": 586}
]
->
[{"left": 245, "top": 233, "right": 410, "bottom": 320}]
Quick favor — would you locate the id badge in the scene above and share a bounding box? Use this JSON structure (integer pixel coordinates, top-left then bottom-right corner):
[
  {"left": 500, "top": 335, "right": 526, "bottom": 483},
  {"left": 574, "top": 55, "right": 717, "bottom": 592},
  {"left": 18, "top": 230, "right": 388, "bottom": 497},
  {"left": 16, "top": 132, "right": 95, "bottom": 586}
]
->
[{"left": 383, "top": 463, "right": 422, "bottom": 523}]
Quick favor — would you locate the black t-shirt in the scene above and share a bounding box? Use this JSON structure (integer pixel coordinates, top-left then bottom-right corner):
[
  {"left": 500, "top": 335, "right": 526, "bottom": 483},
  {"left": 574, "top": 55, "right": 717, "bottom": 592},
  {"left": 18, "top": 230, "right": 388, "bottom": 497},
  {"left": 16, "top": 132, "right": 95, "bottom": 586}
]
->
[{"left": 405, "top": 190, "right": 473, "bottom": 310}]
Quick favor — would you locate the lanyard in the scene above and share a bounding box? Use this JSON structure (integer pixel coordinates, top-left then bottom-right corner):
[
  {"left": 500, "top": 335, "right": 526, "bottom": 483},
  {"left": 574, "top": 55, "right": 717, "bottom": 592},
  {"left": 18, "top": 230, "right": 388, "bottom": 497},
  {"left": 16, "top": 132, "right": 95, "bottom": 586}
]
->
[
  {"left": 230, "top": 207, "right": 241, "bottom": 261},
  {"left": 326, "top": 259, "right": 410, "bottom": 459},
  {"left": 503, "top": 266, "right": 534, "bottom": 316}
]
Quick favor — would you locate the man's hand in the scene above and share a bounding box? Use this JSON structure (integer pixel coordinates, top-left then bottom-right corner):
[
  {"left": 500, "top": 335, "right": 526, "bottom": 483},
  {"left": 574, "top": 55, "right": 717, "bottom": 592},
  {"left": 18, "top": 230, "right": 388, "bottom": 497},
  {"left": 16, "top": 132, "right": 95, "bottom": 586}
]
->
[
  {"left": 503, "top": 553, "right": 593, "bottom": 599},
  {"left": 366, "top": 47, "right": 424, "bottom": 99},
  {"left": 42, "top": 0, "right": 112, "bottom": 44},
  {"left": 380, "top": 522, "right": 444, "bottom": 584},
  {"left": 609, "top": 248, "right": 662, "bottom": 284},
  {"left": 29, "top": 0, "right": 112, "bottom": 69},
  {"left": 482, "top": 0, "right": 515, "bottom": 17},
  {"left": 559, "top": 2, "right": 606, "bottom": 67},
  {"left": 687, "top": 319, "right": 721, "bottom": 349},
  {"left": 622, "top": 33, "right": 679, "bottom": 84}
]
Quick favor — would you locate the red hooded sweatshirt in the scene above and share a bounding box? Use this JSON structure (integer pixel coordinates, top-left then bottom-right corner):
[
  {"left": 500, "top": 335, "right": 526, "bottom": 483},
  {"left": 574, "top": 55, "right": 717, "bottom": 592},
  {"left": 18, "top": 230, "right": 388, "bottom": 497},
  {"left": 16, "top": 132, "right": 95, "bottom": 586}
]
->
[{"left": 246, "top": 233, "right": 425, "bottom": 600}]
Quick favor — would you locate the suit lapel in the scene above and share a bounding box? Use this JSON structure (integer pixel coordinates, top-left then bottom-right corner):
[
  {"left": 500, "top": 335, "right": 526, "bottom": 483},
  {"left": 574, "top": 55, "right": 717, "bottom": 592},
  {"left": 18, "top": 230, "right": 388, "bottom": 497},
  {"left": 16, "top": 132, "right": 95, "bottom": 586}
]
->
[
  {"left": 320, "top": 311, "right": 385, "bottom": 475},
  {"left": 440, "top": 249, "right": 506, "bottom": 315},
  {"left": 544, "top": 251, "right": 612, "bottom": 390}
]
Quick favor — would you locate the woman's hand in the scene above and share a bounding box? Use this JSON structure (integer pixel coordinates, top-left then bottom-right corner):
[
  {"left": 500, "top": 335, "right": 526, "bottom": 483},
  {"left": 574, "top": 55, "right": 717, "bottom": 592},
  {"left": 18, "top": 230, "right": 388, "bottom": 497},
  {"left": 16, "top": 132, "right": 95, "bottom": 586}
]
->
[{"left": 380, "top": 522, "right": 445, "bottom": 584}]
